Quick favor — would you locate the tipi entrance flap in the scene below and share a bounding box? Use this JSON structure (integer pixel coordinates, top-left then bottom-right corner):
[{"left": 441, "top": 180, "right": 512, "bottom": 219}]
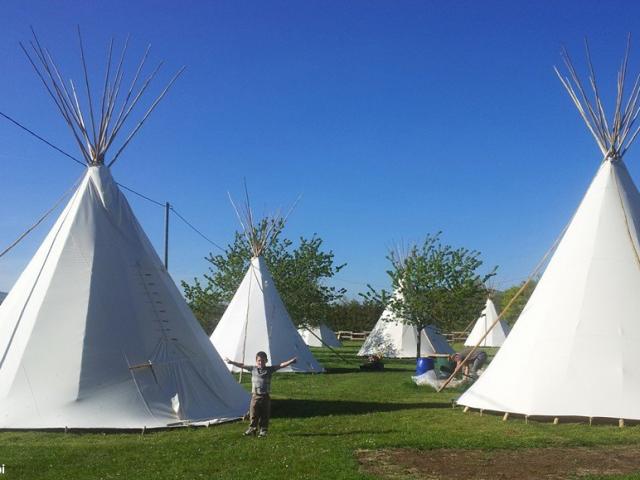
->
[
  {"left": 127, "top": 350, "right": 235, "bottom": 424},
  {"left": 129, "top": 361, "right": 177, "bottom": 421},
  {"left": 423, "top": 326, "right": 455, "bottom": 355}
]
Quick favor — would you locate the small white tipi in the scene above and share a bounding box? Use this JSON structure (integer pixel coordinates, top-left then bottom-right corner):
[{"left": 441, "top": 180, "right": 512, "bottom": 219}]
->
[
  {"left": 358, "top": 291, "right": 454, "bottom": 358},
  {"left": 298, "top": 324, "right": 342, "bottom": 348},
  {"left": 0, "top": 33, "right": 249, "bottom": 429},
  {"left": 464, "top": 298, "right": 510, "bottom": 347},
  {"left": 210, "top": 208, "right": 323, "bottom": 373},
  {"left": 459, "top": 42, "right": 640, "bottom": 421}
]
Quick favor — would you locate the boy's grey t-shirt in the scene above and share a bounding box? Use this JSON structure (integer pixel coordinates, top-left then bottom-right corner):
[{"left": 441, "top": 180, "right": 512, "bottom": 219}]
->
[{"left": 248, "top": 366, "right": 280, "bottom": 395}]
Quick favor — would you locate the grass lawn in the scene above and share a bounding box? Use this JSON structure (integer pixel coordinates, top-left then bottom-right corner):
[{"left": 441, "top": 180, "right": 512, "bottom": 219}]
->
[{"left": 2, "top": 342, "right": 640, "bottom": 479}]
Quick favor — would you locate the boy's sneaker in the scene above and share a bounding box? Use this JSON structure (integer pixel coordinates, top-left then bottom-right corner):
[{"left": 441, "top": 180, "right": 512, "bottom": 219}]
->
[
  {"left": 243, "top": 427, "right": 256, "bottom": 436},
  {"left": 258, "top": 429, "right": 268, "bottom": 437}
]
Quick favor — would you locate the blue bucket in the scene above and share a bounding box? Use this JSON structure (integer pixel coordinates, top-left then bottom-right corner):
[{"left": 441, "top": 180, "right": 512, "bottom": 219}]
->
[{"left": 415, "top": 357, "right": 434, "bottom": 375}]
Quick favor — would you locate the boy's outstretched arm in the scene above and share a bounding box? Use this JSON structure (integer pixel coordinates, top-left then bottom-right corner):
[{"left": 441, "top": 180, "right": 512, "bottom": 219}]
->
[
  {"left": 224, "top": 357, "right": 249, "bottom": 370},
  {"left": 278, "top": 357, "right": 298, "bottom": 368}
]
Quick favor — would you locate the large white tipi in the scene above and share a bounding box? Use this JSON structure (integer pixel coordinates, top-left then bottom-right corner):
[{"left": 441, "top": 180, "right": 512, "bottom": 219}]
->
[
  {"left": 0, "top": 33, "right": 249, "bottom": 429},
  {"left": 358, "top": 291, "right": 454, "bottom": 358},
  {"left": 464, "top": 298, "right": 510, "bottom": 347},
  {"left": 459, "top": 41, "right": 640, "bottom": 421},
  {"left": 210, "top": 209, "right": 323, "bottom": 373}
]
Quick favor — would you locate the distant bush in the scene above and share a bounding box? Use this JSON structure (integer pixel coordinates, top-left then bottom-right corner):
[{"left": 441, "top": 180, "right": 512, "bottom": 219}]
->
[{"left": 326, "top": 299, "right": 384, "bottom": 332}]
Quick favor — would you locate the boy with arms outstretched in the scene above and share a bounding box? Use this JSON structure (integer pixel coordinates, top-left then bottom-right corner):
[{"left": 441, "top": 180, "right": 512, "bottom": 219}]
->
[{"left": 225, "top": 352, "right": 297, "bottom": 437}]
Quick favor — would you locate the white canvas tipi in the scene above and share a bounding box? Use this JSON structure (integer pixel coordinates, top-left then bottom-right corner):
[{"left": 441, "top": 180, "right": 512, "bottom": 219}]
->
[
  {"left": 0, "top": 34, "right": 249, "bottom": 429},
  {"left": 358, "top": 291, "right": 454, "bottom": 358},
  {"left": 210, "top": 204, "right": 323, "bottom": 373},
  {"left": 458, "top": 43, "right": 640, "bottom": 421},
  {"left": 298, "top": 324, "right": 342, "bottom": 348},
  {"left": 464, "top": 298, "right": 510, "bottom": 347}
]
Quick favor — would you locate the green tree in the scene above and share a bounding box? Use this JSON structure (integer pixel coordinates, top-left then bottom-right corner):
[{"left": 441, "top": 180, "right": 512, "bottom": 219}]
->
[
  {"left": 326, "top": 297, "right": 387, "bottom": 332},
  {"left": 358, "top": 283, "right": 390, "bottom": 308},
  {"left": 387, "top": 233, "right": 496, "bottom": 359},
  {"left": 498, "top": 279, "right": 537, "bottom": 326},
  {"left": 182, "top": 218, "right": 346, "bottom": 333}
]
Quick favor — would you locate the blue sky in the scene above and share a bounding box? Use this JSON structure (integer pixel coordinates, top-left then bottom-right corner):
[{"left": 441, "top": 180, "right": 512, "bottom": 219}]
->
[{"left": 1, "top": 1, "right": 639, "bottom": 297}]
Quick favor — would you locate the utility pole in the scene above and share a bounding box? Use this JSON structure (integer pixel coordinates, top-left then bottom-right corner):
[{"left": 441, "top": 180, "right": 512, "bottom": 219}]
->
[{"left": 164, "top": 202, "right": 170, "bottom": 270}]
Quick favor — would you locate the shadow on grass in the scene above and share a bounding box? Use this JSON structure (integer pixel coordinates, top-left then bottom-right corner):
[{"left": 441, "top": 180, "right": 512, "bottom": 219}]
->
[
  {"left": 323, "top": 367, "right": 364, "bottom": 374},
  {"left": 272, "top": 399, "right": 451, "bottom": 418},
  {"left": 290, "top": 429, "right": 400, "bottom": 437},
  {"left": 324, "top": 366, "right": 416, "bottom": 374}
]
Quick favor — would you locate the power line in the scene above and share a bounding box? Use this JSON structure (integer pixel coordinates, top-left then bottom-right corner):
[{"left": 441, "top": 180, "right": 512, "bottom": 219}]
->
[
  {"left": 117, "top": 182, "right": 165, "bottom": 208},
  {"left": 0, "top": 110, "right": 86, "bottom": 167},
  {"left": 170, "top": 207, "right": 226, "bottom": 252},
  {"left": 1, "top": 109, "right": 226, "bottom": 255},
  {"left": 0, "top": 108, "right": 168, "bottom": 208}
]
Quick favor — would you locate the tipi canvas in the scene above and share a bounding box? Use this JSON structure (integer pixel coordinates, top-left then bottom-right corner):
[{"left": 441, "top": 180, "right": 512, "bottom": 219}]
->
[
  {"left": 298, "top": 324, "right": 342, "bottom": 348},
  {"left": 0, "top": 168, "right": 250, "bottom": 429},
  {"left": 464, "top": 298, "right": 510, "bottom": 347},
  {"left": 358, "top": 292, "right": 454, "bottom": 358},
  {"left": 458, "top": 42, "right": 640, "bottom": 421},
  {"left": 211, "top": 257, "right": 324, "bottom": 373},
  {"left": 0, "top": 33, "right": 249, "bottom": 429}
]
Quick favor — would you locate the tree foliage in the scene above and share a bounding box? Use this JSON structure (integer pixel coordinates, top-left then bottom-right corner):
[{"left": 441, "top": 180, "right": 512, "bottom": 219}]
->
[
  {"left": 497, "top": 279, "right": 537, "bottom": 326},
  {"left": 386, "top": 233, "right": 496, "bottom": 358},
  {"left": 358, "top": 284, "right": 390, "bottom": 308},
  {"left": 182, "top": 218, "right": 346, "bottom": 333},
  {"left": 326, "top": 298, "right": 386, "bottom": 333}
]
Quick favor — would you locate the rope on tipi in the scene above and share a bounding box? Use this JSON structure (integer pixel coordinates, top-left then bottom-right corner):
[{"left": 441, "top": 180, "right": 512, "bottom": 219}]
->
[
  {"left": 300, "top": 325, "right": 356, "bottom": 366},
  {"left": 0, "top": 176, "right": 82, "bottom": 259},
  {"left": 441, "top": 36, "right": 640, "bottom": 392},
  {"left": 437, "top": 221, "right": 568, "bottom": 391},
  {"left": 614, "top": 173, "right": 640, "bottom": 270},
  {"left": 238, "top": 269, "right": 253, "bottom": 383}
]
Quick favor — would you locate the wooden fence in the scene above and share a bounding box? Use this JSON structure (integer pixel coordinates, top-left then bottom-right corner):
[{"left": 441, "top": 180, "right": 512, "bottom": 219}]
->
[
  {"left": 337, "top": 330, "right": 467, "bottom": 344},
  {"left": 444, "top": 331, "right": 468, "bottom": 344},
  {"left": 336, "top": 330, "right": 370, "bottom": 341}
]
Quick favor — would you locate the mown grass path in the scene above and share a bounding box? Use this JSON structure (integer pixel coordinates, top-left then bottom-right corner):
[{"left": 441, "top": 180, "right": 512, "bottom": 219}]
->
[{"left": 2, "top": 343, "right": 640, "bottom": 479}]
